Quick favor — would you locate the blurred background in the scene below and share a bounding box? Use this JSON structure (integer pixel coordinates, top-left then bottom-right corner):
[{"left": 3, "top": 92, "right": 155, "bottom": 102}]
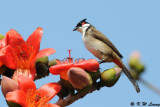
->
[{"left": 0, "top": 0, "right": 160, "bottom": 106}]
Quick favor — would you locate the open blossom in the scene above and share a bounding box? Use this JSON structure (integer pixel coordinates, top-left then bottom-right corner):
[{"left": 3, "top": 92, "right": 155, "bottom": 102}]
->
[
  {"left": 49, "top": 50, "right": 99, "bottom": 80},
  {"left": 0, "top": 36, "right": 7, "bottom": 67},
  {"left": 0, "top": 27, "right": 55, "bottom": 80},
  {"left": 6, "top": 75, "right": 61, "bottom": 107}
]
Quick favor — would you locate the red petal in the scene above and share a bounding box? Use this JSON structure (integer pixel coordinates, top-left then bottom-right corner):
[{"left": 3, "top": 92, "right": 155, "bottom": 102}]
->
[
  {"left": 5, "top": 29, "right": 24, "bottom": 46},
  {"left": 28, "top": 68, "right": 36, "bottom": 80},
  {"left": 46, "top": 104, "right": 60, "bottom": 107},
  {"left": 12, "top": 69, "right": 36, "bottom": 81},
  {"left": 49, "top": 63, "right": 74, "bottom": 75},
  {"left": 31, "top": 48, "right": 55, "bottom": 63},
  {"left": 0, "top": 61, "right": 3, "bottom": 67},
  {"left": 18, "top": 75, "right": 36, "bottom": 93},
  {"left": 1, "top": 76, "right": 19, "bottom": 97},
  {"left": 0, "top": 46, "right": 16, "bottom": 69},
  {"left": 38, "top": 83, "right": 61, "bottom": 100},
  {"left": 27, "top": 27, "right": 43, "bottom": 54},
  {"left": 0, "top": 48, "right": 5, "bottom": 56},
  {"left": 74, "top": 59, "right": 99, "bottom": 72},
  {"left": 60, "top": 70, "right": 68, "bottom": 80},
  {"left": 0, "top": 37, "right": 7, "bottom": 48},
  {"left": 6, "top": 90, "right": 27, "bottom": 107}
]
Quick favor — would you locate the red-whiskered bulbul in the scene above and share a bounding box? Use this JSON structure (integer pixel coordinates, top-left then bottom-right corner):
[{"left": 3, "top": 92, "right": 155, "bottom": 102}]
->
[{"left": 73, "top": 19, "right": 140, "bottom": 93}]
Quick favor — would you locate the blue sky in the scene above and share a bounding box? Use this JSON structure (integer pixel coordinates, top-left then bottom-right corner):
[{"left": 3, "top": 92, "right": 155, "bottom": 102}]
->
[{"left": 0, "top": 0, "right": 160, "bottom": 107}]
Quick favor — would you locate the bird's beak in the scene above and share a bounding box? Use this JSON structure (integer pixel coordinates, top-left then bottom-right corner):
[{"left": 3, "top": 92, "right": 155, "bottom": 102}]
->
[{"left": 73, "top": 27, "right": 78, "bottom": 31}]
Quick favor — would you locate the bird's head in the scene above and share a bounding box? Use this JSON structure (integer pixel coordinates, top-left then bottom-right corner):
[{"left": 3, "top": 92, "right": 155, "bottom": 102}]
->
[{"left": 73, "top": 19, "right": 91, "bottom": 33}]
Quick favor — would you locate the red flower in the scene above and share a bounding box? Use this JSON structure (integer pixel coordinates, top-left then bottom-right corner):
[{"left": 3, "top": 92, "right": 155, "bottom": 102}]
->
[
  {"left": 6, "top": 75, "right": 61, "bottom": 107},
  {"left": 49, "top": 58, "right": 99, "bottom": 80},
  {"left": 0, "top": 36, "right": 7, "bottom": 67},
  {"left": 1, "top": 27, "right": 55, "bottom": 80}
]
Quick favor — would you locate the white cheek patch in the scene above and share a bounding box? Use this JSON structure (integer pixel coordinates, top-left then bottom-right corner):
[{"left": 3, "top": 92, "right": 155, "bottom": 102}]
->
[
  {"left": 81, "top": 24, "right": 90, "bottom": 34},
  {"left": 82, "top": 23, "right": 90, "bottom": 28},
  {"left": 77, "top": 24, "right": 91, "bottom": 38}
]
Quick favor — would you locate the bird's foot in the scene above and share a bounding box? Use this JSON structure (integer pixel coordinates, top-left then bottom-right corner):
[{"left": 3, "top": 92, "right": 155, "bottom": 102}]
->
[{"left": 98, "top": 59, "right": 105, "bottom": 64}]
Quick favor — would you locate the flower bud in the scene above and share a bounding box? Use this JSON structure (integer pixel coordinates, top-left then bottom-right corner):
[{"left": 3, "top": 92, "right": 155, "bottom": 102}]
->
[
  {"left": 48, "top": 59, "right": 57, "bottom": 67},
  {"left": 36, "top": 56, "right": 49, "bottom": 64},
  {"left": 129, "top": 51, "right": 141, "bottom": 69},
  {"left": 35, "top": 63, "right": 49, "bottom": 80},
  {"left": 68, "top": 67, "right": 93, "bottom": 89},
  {"left": 129, "top": 57, "right": 139, "bottom": 69},
  {"left": 129, "top": 51, "right": 145, "bottom": 75},
  {"left": 135, "top": 62, "right": 145, "bottom": 74},
  {"left": 1, "top": 76, "right": 19, "bottom": 97},
  {"left": 101, "top": 68, "right": 122, "bottom": 87}
]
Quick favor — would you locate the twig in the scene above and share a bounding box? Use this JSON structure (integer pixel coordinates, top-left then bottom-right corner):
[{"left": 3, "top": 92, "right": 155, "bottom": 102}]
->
[
  {"left": 56, "top": 82, "right": 103, "bottom": 107},
  {"left": 139, "top": 78, "right": 160, "bottom": 95}
]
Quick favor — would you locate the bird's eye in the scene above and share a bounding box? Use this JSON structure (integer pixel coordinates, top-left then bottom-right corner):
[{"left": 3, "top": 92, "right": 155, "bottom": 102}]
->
[{"left": 82, "top": 22, "right": 85, "bottom": 25}]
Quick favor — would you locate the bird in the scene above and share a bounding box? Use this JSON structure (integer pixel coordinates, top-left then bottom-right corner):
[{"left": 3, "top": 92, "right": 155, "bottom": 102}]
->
[{"left": 73, "top": 19, "right": 140, "bottom": 93}]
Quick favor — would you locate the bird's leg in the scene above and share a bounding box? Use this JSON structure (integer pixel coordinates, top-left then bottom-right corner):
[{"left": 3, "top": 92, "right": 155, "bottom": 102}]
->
[{"left": 98, "top": 59, "right": 105, "bottom": 64}]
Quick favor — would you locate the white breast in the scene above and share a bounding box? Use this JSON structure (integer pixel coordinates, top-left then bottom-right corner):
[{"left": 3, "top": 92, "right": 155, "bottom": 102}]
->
[
  {"left": 82, "top": 32, "right": 103, "bottom": 60},
  {"left": 82, "top": 29, "right": 112, "bottom": 60}
]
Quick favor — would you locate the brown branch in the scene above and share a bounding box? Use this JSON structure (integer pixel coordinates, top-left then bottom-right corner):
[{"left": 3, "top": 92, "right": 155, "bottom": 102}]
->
[
  {"left": 56, "top": 83, "right": 103, "bottom": 107},
  {"left": 139, "top": 78, "right": 160, "bottom": 95}
]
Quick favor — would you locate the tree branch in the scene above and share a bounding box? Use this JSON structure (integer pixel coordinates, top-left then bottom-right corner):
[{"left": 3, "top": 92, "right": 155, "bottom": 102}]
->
[
  {"left": 56, "top": 82, "right": 103, "bottom": 107},
  {"left": 139, "top": 78, "right": 160, "bottom": 95}
]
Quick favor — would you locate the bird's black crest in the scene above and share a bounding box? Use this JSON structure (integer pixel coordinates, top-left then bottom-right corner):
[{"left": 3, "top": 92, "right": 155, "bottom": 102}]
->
[
  {"left": 76, "top": 18, "right": 88, "bottom": 27},
  {"left": 80, "top": 18, "right": 87, "bottom": 23}
]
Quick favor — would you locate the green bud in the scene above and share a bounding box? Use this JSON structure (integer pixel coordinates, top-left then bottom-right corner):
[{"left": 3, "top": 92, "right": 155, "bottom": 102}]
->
[
  {"left": 0, "top": 34, "right": 4, "bottom": 40},
  {"left": 48, "top": 59, "right": 57, "bottom": 67},
  {"left": 135, "top": 63, "right": 145, "bottom": 74},
  {"left": 129, "top": 57, "right": 139, "bottom": 69},
  {"left": 36, "top": 56, "right": 49, "bottom": 64},
  {"left": 129, "top": 51, "right": 145, "bottom": 75},
  {"left": 68, "top": 67, "right": 93, "bottom": 90},
  {"left": 101, "top": 68, "right": 121, "bottom": 87}
]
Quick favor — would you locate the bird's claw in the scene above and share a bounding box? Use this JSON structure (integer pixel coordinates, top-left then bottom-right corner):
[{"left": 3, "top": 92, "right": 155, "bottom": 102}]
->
[{"left": 98, "top": 60, "right": 105, "bottom": 64}]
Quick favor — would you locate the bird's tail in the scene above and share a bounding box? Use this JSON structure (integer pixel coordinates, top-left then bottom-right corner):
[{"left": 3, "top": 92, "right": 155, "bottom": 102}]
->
[
  {"left": 113, "top": 58, "right": 140, "bottom": 93},
  {"left": 122, "top": 65, "right": 140, "bottom": 93}
]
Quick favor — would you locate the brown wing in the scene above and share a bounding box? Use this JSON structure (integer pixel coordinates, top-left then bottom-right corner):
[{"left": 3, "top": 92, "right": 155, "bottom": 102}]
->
[{"left": 91, "top": 26, "right": 123, "bottom": 59}]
